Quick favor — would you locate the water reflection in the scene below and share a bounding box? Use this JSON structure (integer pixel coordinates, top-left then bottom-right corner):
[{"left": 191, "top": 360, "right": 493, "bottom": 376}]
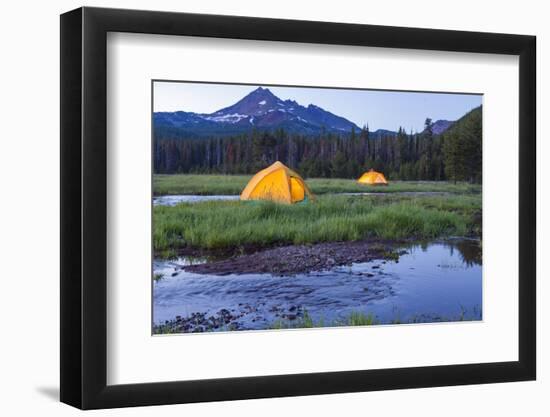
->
[{"left": 416, "top": 238, "right": 481, "bottom": 266}]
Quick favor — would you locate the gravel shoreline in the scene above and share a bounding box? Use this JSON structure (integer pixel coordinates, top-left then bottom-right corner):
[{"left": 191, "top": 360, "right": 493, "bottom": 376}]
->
[{"left": 183, "top": 240, "right": 403, "bottom": 276}]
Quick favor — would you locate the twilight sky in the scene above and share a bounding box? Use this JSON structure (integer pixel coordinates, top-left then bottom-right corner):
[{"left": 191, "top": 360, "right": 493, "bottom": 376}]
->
[{"left": 153, "top": 81, "right": 482, "bottom": 133}]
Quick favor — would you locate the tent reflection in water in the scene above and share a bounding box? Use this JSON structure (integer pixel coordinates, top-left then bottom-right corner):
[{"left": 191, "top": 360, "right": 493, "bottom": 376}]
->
[
  {"left": 240, "top": 161, "right": 314, "bottom": 204},
  {"left": 357, "top": 169, "right": 389, "bottom": 185}
]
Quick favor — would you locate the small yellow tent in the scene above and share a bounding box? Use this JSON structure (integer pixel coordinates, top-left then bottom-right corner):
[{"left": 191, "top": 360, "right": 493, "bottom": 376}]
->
[
  {"left": 240, "top": 161, "right": 314, "bottom": 204},
  {"left": 357, "top": 169, "right": 388, "bottom": 185}
]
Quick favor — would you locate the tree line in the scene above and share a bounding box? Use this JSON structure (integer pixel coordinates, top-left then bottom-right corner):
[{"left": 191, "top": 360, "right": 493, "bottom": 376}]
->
[{"left": 154, "top": 106, "right": 481, "bottom": 183}]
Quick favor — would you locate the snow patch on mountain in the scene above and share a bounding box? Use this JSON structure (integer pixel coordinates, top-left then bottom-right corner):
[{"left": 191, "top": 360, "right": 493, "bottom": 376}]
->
[{"left": 204, "top": 113, "right": 249, "bottom": 123}]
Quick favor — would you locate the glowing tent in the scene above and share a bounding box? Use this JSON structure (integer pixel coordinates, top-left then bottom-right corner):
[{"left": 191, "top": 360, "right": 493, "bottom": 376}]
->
[
  {"left": 240, "top": 161, "right": 314, "bottom": 204},
  {"left": 357, "top": 169, "right": 388, "bottom": 185}
]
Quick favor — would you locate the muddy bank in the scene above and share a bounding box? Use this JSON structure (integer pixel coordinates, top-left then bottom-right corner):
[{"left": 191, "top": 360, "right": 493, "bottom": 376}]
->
[{"left": 183, "top": 240, "right": 403, "bottom": 276}]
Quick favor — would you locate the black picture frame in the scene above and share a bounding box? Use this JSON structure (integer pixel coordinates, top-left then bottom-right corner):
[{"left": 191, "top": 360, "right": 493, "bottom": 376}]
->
[{"left": 60, "top": 6, "right": 536, "bottom": 410}]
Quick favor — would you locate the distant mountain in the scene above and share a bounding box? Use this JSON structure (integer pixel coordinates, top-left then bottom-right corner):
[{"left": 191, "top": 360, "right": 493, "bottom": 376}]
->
[
  {"left": 370, "top": 120, "right": 453, "bottom": 138},
  {"left": 430, "top": 120, "right": 454, "bottom": 135},
  {"left": 154, "top": 86, "right": 459, "bottom": 139},
  {"left": 371, "top": 128, "right": 398, "bottom": 138},
  {"left": 154, "top": 87, "right": 361, "bottom": 137}
]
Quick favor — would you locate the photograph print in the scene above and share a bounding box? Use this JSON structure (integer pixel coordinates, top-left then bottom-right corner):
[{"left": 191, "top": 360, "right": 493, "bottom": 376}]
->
[{"left": 152, "top": 81, "right": 482, "bottom": 334}]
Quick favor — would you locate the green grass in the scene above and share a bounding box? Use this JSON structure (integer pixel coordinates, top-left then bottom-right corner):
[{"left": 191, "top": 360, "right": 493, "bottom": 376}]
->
[
  {"left": 346, "top": 312, "right": 378, "bottom": 326},
  {"left": 154, "top": 174, "right": 248, "bottom": 196},
  {"left": 153, "top": 193, "right": 479, "bottom": 254},
  {"left": 305, "top": 177, "right": 480, "bottom": 195},
  {"left": 267, "top": 310, "right": 477, "bottom": 331},
  {"left": 271, "top": 310, "right": 318, "bottom": 329},
  {"left": 154, "top": 174, "right": 481, "bottom": 196}
]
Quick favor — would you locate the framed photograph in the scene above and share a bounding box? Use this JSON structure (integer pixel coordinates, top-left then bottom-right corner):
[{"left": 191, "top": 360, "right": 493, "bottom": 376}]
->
[{"left": 60, "top": 7, "right": 536, "bottom": 409}]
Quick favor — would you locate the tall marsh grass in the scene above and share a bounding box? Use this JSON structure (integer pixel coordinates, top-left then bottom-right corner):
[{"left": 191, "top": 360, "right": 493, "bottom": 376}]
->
[{"left": 153, "top": 194, "right": 476, "bottom": 253}]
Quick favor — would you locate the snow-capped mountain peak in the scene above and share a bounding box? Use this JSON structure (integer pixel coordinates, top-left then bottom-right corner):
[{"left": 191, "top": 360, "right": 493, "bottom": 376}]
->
[{"left": 154, "top": 87, "right": 361, "bottom": 136}]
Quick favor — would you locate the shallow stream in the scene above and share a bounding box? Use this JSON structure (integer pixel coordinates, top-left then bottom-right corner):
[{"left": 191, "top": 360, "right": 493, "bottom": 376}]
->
[{"left": 153, "top": 239, "right": 482, "bottom": 331}]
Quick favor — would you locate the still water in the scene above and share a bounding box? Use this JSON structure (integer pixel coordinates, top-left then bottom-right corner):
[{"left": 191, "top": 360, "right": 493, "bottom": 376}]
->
[
  {"left": 153, "top": 192, "right": 448, "bottom": 206},
  {"left": 153, "top": 195, "right": 239, "bottom": 206},
  {"left": 153, "top": 239, "right": 482, "bottom": 331}
]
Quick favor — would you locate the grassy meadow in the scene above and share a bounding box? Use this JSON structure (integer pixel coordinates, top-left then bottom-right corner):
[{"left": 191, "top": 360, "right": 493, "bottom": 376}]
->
[
  {"left": 153, "top": 175, "right": 481, "bottom": 257},
  {"left": 154, "top": 174, "right": 481, "bottom": 196}
]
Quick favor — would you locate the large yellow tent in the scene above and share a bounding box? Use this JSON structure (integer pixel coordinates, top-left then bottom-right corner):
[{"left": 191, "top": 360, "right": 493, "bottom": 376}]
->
[
  {"left": 357, "top": 169, "right": 388, "bottom": 185},
  {"left": 240, "top": 161, "right": 314, "bottom": 204}
]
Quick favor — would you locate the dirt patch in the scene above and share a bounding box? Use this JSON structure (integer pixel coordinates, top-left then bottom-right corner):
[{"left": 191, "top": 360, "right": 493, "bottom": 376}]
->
[{"left": 183, "top": 240, "right": 403, "bottom": 276}]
